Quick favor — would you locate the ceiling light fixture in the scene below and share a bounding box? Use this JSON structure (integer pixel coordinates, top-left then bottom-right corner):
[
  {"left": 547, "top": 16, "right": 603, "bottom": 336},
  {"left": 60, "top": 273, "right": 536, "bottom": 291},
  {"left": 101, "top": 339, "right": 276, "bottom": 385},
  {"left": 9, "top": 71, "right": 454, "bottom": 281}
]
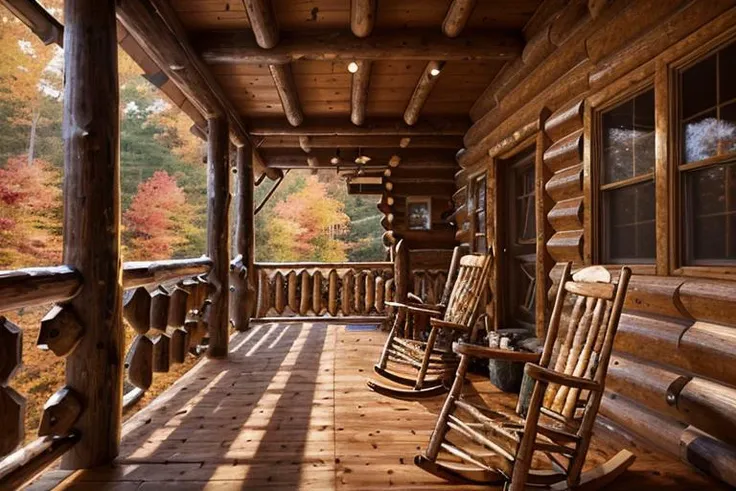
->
[
  {"left": 348, "top": 61, "right": 359, "bottom": 73},
  {"left": 429, "top": 67, "right": 441, "bottom": 77}
]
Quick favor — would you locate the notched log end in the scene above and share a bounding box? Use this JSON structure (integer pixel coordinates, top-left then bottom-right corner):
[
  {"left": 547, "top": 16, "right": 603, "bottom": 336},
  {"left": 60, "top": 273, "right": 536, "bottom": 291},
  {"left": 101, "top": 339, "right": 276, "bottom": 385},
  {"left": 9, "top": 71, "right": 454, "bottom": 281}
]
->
[
  {"left": 37, "top": 305, "right": 84, "bottom": 357},
  {"left": 38, "top": 386, "right": 82, "bottom": 437}
]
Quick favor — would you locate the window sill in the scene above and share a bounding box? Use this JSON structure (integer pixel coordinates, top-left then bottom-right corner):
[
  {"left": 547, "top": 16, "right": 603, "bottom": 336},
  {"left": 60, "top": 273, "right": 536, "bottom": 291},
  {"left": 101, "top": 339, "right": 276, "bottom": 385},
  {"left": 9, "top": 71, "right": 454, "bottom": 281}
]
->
[{"left": 672, "top": 266, "right": 736, "bottom": 281}]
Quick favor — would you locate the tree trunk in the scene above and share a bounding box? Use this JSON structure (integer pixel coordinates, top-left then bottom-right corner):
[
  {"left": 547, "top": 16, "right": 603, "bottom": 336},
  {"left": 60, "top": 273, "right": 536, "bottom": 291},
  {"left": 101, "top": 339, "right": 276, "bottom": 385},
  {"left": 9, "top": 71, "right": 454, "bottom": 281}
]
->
[{"left": 27, "top": 108, "right": 41, "bottom": 165}]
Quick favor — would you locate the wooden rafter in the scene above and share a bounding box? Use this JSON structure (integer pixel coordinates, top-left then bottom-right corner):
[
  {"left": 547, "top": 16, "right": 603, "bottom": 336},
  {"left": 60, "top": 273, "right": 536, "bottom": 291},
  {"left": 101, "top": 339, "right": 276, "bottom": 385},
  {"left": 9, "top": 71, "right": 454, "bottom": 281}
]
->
[
  {"left": 242, "top": 0, "right": 279, "bottom": 49},
  {"left": 350, "top": 60, "right": 372, "bottom": 126},
  {"left": 404, "top": 1, "right": 477, "bottom": 126},
  {"left": 269, "top": 63, "right": 303, "bottom": 127},
  {"left": 249, "top": 118, "right": 469, "bottom": 136},
  {"left": 196, "top": 29, "right": 523, "bottom": 64},
  {"left": 442, "top": 0, "right": 478, "bottom": 38},
  {"left": 350, "top": 0, "right": 377, "bottom": 38},
  {"left": 257, "top": 135, "right": 464, "bottom": 149},
  {"left": 243, "top": 0, "right": 304, "bottom": 128},
  {"left": 259, "top": 148, "right": 458, "bottom": 169},
  {"left": 404, "top": 61, "right": 444, "bottom": 126}
]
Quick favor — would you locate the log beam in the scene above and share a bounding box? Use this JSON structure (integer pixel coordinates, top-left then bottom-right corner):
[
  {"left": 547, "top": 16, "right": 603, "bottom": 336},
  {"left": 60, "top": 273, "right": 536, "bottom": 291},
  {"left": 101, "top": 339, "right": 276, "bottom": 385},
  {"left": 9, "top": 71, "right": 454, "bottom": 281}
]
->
[
  {"left": 0, "top": 0, "right": 63, "bottom": 45},
  {"left": 249, "top": 117, "right": 469, "bottom": 136},
  {"left": 196, "top": 29, "right": 523, "bottom": 64},
  {"left": 269, "top": 64, "right": 303, "bottom": 126},
  {"left": 61, "top": 0, "right": 123, "bottom": 469},
  {"left": 206, "top": 116, "right": 230, "bottom": 358},
  {"left": 0, "top": 266, "right": 82, "bottom": 313},
  {"left": 259, "top": 148, "right": 458, "bottom": 168},
  {"left": 243, "top": 0, "right": 279, "bottom": 49},
  {"left": 351, "top": 60, "right": 372, "bottom": 126},
  {"left": 404, "top": 61, "right": 444, "bottom": 126},
  {"left": 230, "top": 145, "right": 256, "bottom": 331},
  {"left": 351, "top": 0, "right": 377, "bottom": 38},
  {"left": 257, "top": 134, "right": 464, "bottom": 149},
  {"left": 442, "top": 0, "right": 478, "bottom": 38}
]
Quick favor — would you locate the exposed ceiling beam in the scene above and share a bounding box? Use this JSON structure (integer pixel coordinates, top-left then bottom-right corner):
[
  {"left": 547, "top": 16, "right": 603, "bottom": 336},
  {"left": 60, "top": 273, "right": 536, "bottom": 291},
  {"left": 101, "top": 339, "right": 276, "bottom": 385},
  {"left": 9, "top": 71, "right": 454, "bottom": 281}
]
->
[
  {"left": 403, "top": 61, "right": 444, "bottom": 126},
  {"left": 242, "top": 0, "right": 279, "bottom": 49},
  {"left": 403, "top": 1, "right": 477, "bottom": 126},
  {"left": 350, "top": 60, "right": 372, "bottom": 126},
  {"left": 116, "top": 0, "right": 281, "bottom": 180},
  {"left": 196, "top": 29, "right": 523, "bottom": 64},
  {"left": 442, "top": 0, "right": 478, "bottom": 38},
  {"left": 248, "top": 117, "right": 469, "bottom": 136},
  {"left": 243, "top": 0, "right": 304, "bottom": 128},
  {"left": 350, "top": 0, "right": 377, "bottom": 38},
  {"left": 260, "top": 148, "right": 458, "bottom": 168},
  {"left": 0, "top": 0, "right": 63, "bottom": 45},
  {"left": 269, "top": 64, "right": 303, "bottom": 126},
  {"left": 256, "top": 135, "right": 464, "bottom": 149}
]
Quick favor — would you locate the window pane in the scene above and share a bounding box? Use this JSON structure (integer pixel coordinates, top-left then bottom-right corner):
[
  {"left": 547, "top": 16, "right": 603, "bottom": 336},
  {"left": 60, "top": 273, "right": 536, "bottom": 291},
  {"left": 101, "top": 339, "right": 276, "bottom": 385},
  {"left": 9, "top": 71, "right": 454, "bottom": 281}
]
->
[
  {"left": 682, "top": 53, "right": 717, "bottom": 119},
  {"left": 603, "top": 181, "right": 656, "bottom": 262},
  {"left": 719, "top": 102, "right": 736, "bottom": 156},
  {"left": 602, "top": 90, "right": 654, "bottom": 183},
  {"left": 476, "top": 177, "right": 486, "bottom": 210},
  {"left": 683, "top": 109, "right": 719, "bottom": 163},
  {"left": 720, "top": 42, "right": 736, "bottom": 103},
  {"left": 684, "top": 162, "right": 736, "bottom": 263}
]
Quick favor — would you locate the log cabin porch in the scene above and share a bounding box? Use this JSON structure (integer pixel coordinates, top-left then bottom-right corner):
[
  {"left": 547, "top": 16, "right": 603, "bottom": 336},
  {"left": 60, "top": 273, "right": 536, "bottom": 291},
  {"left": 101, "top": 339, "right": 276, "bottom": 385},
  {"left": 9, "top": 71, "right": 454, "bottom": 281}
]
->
[
  {"left": 26, "top": 322, "right": 725, "bottom": 490},
  {"left": 2, "top": 0, "right": 736, "bottom": 489}
]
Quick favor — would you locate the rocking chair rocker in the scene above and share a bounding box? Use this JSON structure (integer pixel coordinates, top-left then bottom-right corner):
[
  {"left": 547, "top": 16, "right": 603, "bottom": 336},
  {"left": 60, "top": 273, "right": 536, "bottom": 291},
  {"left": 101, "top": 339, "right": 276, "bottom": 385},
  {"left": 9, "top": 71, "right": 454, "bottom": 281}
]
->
[
  {"left": 415, "top": 262, "right": 634, "bottom": 490},
  {"left": 367, "top": 249, "right": 492, "bottom": 399}
]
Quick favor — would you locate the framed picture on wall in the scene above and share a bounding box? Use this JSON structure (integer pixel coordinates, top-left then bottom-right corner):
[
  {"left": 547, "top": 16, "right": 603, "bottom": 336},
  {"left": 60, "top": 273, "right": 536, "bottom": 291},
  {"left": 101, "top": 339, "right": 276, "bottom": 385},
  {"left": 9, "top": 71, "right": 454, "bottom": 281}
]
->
[{"left": 407, "top": 197, "right": 432, "bottom": 231}]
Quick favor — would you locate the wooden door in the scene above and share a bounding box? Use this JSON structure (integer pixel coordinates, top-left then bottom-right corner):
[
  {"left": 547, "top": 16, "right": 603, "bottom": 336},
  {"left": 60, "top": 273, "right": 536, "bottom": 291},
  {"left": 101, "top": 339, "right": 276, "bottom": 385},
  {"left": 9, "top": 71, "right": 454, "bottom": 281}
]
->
[{"left": 500, "top": 146, "right": 537, "bottom": 330}]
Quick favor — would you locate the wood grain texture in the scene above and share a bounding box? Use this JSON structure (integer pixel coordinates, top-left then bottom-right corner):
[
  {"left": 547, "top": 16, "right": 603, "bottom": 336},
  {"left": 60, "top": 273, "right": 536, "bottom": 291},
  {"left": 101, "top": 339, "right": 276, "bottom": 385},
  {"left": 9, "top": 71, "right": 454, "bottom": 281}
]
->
[
  {"left": 196, "top": 29, "right": 523, "bottom": 64},
  {"left": 350, "top": 60, "right": 372, "bottom": 126},
  {"left": 60, "top": 0, "right": 123, "bottom": 469},
  {"left": 205, "top": 116, "right": 230, "bottom": 358}
]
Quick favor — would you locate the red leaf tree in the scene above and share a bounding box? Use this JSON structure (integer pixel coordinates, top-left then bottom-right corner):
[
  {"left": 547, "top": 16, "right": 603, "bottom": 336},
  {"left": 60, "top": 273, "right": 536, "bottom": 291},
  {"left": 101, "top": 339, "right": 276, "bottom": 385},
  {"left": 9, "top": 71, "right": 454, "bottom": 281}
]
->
[{"left": 123, "top": 170, "right": 194, "bottom": 260}]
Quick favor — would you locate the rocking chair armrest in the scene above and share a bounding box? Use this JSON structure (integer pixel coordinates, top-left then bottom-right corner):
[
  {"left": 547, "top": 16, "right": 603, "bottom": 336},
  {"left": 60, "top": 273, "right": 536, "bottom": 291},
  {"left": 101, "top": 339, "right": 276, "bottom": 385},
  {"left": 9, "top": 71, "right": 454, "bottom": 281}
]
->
[
  {"left": 407, "top": 292, "right": 424, "bottom": 304},
  {"left": 384, "top": 301, "right": 443, "bottom": 316},
  {"left": 429, "top": 318, "right": 467, "bottom": 331},
  {"left": 452, "top": 342, "right": 542, "bottom": 362},
  {"left": 524, "top": 364, "right": 601, "bottom": 392}
]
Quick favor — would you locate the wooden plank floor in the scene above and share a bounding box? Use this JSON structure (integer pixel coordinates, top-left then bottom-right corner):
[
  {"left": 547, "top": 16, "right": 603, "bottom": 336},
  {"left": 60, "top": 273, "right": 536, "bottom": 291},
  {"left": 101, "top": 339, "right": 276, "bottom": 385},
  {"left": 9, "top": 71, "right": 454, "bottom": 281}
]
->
[{"left": 41, "top": 322, "right": 724, "bottom": 490}]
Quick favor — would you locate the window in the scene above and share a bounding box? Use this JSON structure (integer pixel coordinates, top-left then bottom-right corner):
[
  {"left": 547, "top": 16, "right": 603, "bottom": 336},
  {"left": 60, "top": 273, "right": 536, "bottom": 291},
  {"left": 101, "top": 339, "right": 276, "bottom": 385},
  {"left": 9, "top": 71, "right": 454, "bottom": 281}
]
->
[
  {"left": 515, "top": 163, "right": 536, "bottom": 245},
  {"left": 472, "top": 174, "right": 487, "bottom": 253},
  {"left": 599, "top": 88, "right": 656, "bottom": 263},
  {"left": 679, "top": 41, "right": 736, "bottom": 264}
]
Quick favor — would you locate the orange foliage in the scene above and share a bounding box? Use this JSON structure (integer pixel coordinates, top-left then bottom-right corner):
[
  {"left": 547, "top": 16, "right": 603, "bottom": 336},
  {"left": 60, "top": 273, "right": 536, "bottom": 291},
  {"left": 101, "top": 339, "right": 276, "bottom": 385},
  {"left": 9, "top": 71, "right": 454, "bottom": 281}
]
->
[
  {"left": 0, "top": 156, "right": 62, "bottom": 267},
  {"left": 123, "top": 170, "right": 194, "bottom": 260}
]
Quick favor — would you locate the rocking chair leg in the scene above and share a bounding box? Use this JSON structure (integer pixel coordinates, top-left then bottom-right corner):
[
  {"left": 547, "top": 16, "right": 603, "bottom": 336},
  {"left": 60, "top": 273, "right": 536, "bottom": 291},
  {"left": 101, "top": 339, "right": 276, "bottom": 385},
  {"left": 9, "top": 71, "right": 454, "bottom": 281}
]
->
[
  {"left": 377, "top": 314, "right": 403, "bottom": 369},
  {"left": 425, "top": 354, "right": 471, "bottom": 460},
  {"left": 509, "top": 380, "right": 547, "bottom": 491},
  {"left": 415, "top": 326, "right": 440, "bottom": 390}
]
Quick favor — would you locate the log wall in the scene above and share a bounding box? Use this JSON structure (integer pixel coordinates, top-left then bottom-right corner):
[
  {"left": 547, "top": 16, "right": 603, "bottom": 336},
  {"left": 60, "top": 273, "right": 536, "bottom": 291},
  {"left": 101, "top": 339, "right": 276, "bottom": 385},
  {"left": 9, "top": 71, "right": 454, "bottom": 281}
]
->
[{"left": 460, "top": 2, "right": 736, "bottom": 486}]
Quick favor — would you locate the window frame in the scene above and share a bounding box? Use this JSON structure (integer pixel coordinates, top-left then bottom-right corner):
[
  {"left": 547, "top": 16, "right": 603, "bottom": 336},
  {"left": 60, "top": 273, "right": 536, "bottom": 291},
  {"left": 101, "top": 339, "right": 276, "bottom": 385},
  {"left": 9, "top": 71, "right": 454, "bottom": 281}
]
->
[
  {"left": 469, "top": 171, "right": 488, "bottom": 253},
  {"left": 668, "top": 30, "right": 736, "bottom": 279},
  {"left": 589, "top": 81, "right": 658, "bottom": 270}
]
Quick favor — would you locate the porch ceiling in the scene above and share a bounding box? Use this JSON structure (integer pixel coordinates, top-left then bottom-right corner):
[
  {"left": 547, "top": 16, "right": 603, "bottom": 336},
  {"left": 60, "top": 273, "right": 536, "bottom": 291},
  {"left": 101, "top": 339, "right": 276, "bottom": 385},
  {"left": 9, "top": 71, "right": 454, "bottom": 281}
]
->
[
  {"left": 166, "top": 0, "right": 547, "bottom": 173},
  {"left": 36, "top": 322, "right": 727, "bottom": 490}
]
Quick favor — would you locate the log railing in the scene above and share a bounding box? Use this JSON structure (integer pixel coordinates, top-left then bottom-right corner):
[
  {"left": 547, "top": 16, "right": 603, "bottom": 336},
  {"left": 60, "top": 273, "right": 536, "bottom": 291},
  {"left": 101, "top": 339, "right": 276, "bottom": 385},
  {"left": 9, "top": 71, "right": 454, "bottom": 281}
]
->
[
  {"left": 253, "top": 260, "right": 452, "bottom": 319},
  {"left": 254, "top": 262, "right": 394, "bottom": 318},
  {"left": 0, "top": 256, "right": 212, "bottom": 487}
]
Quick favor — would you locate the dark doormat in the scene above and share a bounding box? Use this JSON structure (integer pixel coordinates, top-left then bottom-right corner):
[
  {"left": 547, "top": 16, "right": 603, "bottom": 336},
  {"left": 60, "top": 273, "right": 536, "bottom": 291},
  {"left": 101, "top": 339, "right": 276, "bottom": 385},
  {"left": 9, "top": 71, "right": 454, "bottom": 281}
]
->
[{"left": 345, "top": 324, "right": 380, "bottom": 332}]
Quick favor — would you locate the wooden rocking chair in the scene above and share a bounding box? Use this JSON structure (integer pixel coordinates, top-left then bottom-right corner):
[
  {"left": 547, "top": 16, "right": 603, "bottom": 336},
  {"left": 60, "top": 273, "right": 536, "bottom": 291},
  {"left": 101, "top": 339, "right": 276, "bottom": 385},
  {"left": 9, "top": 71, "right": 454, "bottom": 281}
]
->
[
  {"left": 367, "top": 250, "right": 492, "bottom": 399},
  {"left": 415, "top": 263, "right": 634, "bottom": 490}
]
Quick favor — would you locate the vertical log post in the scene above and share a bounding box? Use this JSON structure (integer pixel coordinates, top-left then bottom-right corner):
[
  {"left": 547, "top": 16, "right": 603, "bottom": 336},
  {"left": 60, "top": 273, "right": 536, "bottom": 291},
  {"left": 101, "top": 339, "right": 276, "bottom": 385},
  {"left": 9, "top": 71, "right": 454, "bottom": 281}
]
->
[
  {"left": 207, "top": 116, "right": 231, "bottom": 358},
  {"left": 230, "top": 145, "right": 255, "bottom": 331},
  {"left": 61, "top": 0, "right": 123, "bottom": 469}
]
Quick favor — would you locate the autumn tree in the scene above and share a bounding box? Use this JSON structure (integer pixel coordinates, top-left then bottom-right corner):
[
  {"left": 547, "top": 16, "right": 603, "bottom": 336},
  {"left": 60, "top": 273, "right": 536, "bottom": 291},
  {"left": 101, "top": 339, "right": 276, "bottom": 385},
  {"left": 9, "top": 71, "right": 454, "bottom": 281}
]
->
[
  {"left": 266, "top": 175, "right": 351, "bottom": 261},
  {"left": 0, "top": 155, "right": 61, "bottom": 267},
  {"left": 123, "top": 171, "right": 196, "bottom": 260}
]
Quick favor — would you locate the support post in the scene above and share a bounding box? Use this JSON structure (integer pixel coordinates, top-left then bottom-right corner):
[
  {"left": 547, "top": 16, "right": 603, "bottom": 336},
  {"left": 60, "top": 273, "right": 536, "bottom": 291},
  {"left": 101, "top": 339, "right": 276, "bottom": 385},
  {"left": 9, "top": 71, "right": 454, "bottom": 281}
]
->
[
  {"left": 61, "top": 0, "right": 123, "bottom": 468},
  {"left": 207, "top": 116, "right": 231, "bottom": 358},
  {"left": 230, "top": 145, "right": 256, "bottom": 331}
]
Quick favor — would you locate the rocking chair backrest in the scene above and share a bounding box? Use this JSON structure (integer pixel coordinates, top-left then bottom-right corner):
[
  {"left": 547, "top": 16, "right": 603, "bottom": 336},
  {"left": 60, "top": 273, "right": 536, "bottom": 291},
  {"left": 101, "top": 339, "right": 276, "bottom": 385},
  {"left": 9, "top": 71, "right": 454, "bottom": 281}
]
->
[
  {"left": 538, "top": 264, "right": 631, "bottom": 424},
  {"left": 443, "top": 254, "right": 492, "bottom": 327}
]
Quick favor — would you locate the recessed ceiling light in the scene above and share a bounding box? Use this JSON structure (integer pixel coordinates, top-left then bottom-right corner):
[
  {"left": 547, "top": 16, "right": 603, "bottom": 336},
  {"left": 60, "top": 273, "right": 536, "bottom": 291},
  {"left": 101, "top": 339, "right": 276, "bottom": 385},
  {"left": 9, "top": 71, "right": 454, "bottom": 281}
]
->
[
  {"left": 348, "top": 61, "right": 359, "bottom": 73},
  {"left": 429, "top": 67, "right": 441, "bottom": 77}
]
